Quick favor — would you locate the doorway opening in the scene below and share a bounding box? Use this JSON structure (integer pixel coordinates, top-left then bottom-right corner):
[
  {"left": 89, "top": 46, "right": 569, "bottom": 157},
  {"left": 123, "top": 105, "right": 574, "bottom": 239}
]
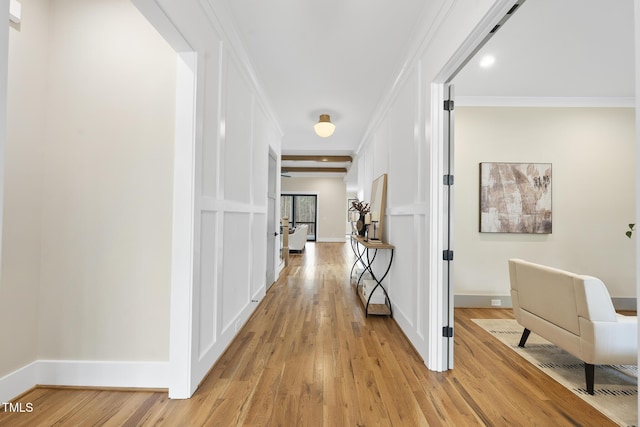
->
[
  {"left": 280, "top": 194, "right": 318, "bottom": 241},
  {"left": 433, "top": 0, "right": 526, "bottom": 370}
]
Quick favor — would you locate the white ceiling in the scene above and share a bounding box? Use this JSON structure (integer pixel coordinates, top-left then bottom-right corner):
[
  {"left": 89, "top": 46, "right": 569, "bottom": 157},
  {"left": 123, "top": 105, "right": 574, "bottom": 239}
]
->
[
  {"left": 223, "top": 0, "right": 431, "bottom": 156},
  {"left": 222, "top": 0, "right": 635, "bottom": 163},
  {"left": 454, "top": 0, "right": 635, "bottom": 101}
]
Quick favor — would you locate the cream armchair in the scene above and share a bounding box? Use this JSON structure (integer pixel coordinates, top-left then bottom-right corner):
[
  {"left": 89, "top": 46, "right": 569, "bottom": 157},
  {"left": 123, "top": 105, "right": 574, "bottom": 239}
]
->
[
  {"left": 509, "top": 258, "right": 637, "bottom": 395},
  {"left": 288, "top": 224, "right": 308, "bottom": 252}
]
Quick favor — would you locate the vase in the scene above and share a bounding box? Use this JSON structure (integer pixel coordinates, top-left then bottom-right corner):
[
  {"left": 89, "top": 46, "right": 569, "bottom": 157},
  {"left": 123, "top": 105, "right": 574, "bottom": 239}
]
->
[{"left": 357, "top": 214, "right": 367, "bottom": 236}]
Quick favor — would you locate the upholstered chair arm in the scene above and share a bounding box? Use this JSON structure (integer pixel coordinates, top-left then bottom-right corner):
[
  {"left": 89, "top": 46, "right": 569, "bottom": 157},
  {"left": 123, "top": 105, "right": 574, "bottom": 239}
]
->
[
  {"left": 579, "top": 316, "right": 638, "bottom": 364},
  {"left": 574, "top": 276, "right": 618, "bottom": 322}
]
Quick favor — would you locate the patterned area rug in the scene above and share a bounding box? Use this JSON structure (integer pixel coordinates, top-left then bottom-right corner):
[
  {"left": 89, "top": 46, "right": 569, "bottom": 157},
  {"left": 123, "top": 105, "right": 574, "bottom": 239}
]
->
[{"left": 472, "top": 319, "right": 637, "bottom": 427}]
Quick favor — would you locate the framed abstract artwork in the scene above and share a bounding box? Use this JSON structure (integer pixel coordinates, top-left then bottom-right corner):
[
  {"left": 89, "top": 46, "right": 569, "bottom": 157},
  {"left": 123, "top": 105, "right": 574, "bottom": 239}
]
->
[{"left": 479, "top": 162, "right": 552, "bottom": 233}]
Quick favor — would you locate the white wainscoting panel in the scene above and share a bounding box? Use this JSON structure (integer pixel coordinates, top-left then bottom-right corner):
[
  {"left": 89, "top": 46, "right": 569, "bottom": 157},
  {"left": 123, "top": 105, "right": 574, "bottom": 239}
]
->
[
  {"left": 251, "top": 105, "right": 270, "bottom": 206},
  {"left": 201, "top": 45, "right": 222, "bottom": 199},
  {"left": 388, "top": 69, "right": 418, "bottom": 208},
  {"left": 223, "top": 55, "right": 253, "bottom": 204},
  {"left": 387, "top": 215, "right": 416, "bottom": 326},
  {"left": 221, "top": 212, "right": 251, "bottom": 332},
  {"left": 251, "top": 212, "right": 267, "bottom": 298},
  {"left": 198, "top": 211, "right": 218, "bottom": 357}
]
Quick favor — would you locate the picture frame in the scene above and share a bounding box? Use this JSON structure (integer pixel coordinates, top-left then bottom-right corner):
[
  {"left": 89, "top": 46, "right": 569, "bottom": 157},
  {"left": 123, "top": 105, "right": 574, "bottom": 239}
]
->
[
  {"left": 479, "top": 162, "right": 552, "bottom": 234},
  {"left": 369, "top": 174, "right": 387, "bottom": 240}
]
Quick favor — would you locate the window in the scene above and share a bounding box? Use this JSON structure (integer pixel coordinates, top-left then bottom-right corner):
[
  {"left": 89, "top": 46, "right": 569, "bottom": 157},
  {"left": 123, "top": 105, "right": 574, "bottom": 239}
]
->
[{"left": 280, "top": 194, "right": 317, "bottom": 241}]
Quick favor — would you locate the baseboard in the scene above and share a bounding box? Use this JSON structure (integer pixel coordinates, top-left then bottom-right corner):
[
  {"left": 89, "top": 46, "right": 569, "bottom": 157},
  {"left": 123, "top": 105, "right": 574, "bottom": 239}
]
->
[
  {"left": 454, "top": 295, "right": 512, "bottom": 308},
  {"left": 316, "top": 237, "right": 349, "bottom": 243},
  {"left": 0, "top": 361, "right": 38, "bottom": 403},
  {"left": 455, "top": 295, "right": 637, "bottom": 311},
  {"left": 0, "top": 360, "right": 169, "bottom": 402},
  {"left": 611, "top": 297, "right": 637, "bottom": 311}
]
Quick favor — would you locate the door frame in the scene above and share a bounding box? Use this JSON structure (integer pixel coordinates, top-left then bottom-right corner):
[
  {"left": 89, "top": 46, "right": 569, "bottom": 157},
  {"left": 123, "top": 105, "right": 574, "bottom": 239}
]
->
[
  {"left": 266, "top": 149, "right": 278, "bottom": 288},
  {"left": 428, "top": 0, "right": 527, "bottom": 371},
  {"left": 169, "top": 51, "right": 198, "bottom": 398}
]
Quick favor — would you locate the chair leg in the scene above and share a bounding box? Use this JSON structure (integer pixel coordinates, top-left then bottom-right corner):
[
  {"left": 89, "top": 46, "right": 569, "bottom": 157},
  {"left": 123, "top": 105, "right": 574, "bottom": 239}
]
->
[
  {"left": 518, "top": 328, "right": 531, "bottom": 347},
  {"left": 584, "top": 363, "right": 595, "bottom": 395}
]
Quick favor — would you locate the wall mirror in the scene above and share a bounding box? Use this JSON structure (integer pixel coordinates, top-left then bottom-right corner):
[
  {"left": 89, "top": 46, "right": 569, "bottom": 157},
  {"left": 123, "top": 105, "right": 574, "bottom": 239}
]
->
[{"left": 369, "top": 173, "right": 388, "bottom": 240}]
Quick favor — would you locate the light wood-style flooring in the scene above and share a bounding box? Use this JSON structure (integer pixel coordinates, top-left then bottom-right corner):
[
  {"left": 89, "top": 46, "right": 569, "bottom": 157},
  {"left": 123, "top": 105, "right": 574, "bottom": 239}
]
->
[{"left": 0, "top": 242, "right": 617, "bottom": 426}]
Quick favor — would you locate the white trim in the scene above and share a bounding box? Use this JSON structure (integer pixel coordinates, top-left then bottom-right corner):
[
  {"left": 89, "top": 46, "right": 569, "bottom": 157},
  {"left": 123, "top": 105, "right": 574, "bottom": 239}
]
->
[
  {"left": 0, "top": 360, "right": 169, "bottom": 402},
  {"left": 196, "top": 0, "right": 283, "bottom": 136},
  {"left": 315, "top": 237, "right": 347, "bottom": 243},
  {"left": 37, "top": 361, "right": 170, "bottom": 389},
  {"left": 282, "top": 173, "right": 346, "bottom": 179},
  {"left": 426, "top": 0, "right": 520, "bottom": 372},
  {"left": 0, "top": 362, "right": 38, "bottom": 402},
  {"left": 130, "top": 0, "right": 192, "bottom": 51},
  {"left": 456, "top": 96, "right": 636, "bottom": 108},
  {"left": 0, "top": 0, "right": 9, "bottom": 280},
  {"left": 634, "top": 5, "right": 640, "bottom": 420},
  {"left": 428, "top": 83, "right": 447, "bottom": 371},
  {"left": 280, "top": 191, "right": 319, "bottom": 195},
  {"left": 168, "top": 52, "right": 198, "bottom": 399},
  {"left": 356, "top": 1, "right": 456, "bottom": 155},
  {"left": 9, "top": 0, "right": 20, "bottom": 24},
  {"left": 387, "top": 204, "right": 428, "bottom": 216}
]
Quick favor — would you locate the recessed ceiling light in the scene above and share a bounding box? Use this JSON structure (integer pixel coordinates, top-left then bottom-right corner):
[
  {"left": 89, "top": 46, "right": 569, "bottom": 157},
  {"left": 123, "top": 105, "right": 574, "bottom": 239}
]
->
[{"left": 479, "top": 55, "right": 496, "bottom": 68}]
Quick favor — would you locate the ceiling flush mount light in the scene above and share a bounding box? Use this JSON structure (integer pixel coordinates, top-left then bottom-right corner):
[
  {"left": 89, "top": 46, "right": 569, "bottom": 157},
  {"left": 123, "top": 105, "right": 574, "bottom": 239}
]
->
[
  {"left": 314, "top": 114, "right": 335, "bottom": 138},
  {"left": 479, "top": 55, "right": 496, "bottom": 68}
]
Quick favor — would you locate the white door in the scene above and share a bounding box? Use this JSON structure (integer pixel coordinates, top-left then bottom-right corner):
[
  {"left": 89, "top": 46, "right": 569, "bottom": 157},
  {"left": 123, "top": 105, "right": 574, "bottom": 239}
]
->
[{"left": 266, "top": 151, "right": 277, "bottom": 287}]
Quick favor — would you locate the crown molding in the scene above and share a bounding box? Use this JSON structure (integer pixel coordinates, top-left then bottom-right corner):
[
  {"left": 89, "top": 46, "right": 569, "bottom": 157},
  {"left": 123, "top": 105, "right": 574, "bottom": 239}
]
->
[{"left": 196, "top": 0, "right": 284, "bottom": 136}]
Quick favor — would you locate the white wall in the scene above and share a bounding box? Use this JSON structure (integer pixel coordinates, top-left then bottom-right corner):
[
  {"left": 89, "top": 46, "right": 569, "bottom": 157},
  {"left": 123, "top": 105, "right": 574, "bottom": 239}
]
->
[
  {"left": 1, "top": 0, "right": 282, "bottom": 400},
  {"left": 353, "top": 0, "right": 520, "bottom": 369},
  {"left": 281, "top": 176, "right": 347, "bottom": 241},
  {"left": 132, "top": 0, "right": 283, "bottom": 397},
  {"left": 454, "top": 107, "right": 636, "bottom": 303}
]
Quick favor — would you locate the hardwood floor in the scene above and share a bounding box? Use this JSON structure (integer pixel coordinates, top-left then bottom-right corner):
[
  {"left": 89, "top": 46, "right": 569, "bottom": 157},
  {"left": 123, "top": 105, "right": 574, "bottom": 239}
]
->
[{"left": 0, "top": 242, "right": 617, "bottom": 426}]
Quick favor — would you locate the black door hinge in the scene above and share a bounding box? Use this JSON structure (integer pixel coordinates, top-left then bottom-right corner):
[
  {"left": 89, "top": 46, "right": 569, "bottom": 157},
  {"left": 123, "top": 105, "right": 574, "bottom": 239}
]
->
[
  {"left": 444, "top": 100, "right": 454, "bottom": 111},
  {"left": 443, "top": 326, "right": 454, "bottom": 338},
  {"left": 443, "top": 174, "right": 454, "bottom": 186},
  {"left": 443, "top": 250, "right": 454, "bottom": 261}
]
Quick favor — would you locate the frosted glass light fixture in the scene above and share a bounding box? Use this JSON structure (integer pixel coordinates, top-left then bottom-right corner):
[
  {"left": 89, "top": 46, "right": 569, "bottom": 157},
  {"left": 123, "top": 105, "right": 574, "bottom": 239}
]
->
[
  {"left": 314, "top": 114, "right": 335, "bottom": 138},
  {"left": 479, "top": 55, "right": 496, "bottom": 68}
]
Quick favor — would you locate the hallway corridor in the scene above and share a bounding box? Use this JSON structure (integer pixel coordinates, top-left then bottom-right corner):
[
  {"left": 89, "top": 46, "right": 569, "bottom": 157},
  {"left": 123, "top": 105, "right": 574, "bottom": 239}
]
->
[{"left": 0, "top": 242, "right": 614, "bottom": 426}]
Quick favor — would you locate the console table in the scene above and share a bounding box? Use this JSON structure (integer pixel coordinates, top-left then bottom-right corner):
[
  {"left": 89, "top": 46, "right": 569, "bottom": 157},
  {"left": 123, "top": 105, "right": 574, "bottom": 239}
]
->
[{"left": 350, "top": 235, "right": 394, "bottom": 317}]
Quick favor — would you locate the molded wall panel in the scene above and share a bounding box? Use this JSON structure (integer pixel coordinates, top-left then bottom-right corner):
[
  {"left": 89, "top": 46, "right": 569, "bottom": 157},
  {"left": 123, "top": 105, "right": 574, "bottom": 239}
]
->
[
  {"left": 223, "top": 55, "right": 253, "bottom": 204},
  {"left": 372, "top": 115, "right": 390, "bottom": 178},
  {"left": 388, "top": 71, "right": 418, "bottom": 208},
  {"left": 387, "top": 215, "right": 417, "bottom": 325},
  {"left": 198, "top": 211, "right": 217, "bottom": 355},
  {"left": 201, "top": 42, "right": 222, "bottom": 198},
  {"left": 252, "top": 104, "right": 270, "bottom": 206},
  {"left": 354, "top": 0, "right": 510, "bottom": 369},
  {"left": 252, "top": 213, "right": 267, "bottom": 296},
  {"left": 222, "top": 212, "right": 251, "bottom": 330}
]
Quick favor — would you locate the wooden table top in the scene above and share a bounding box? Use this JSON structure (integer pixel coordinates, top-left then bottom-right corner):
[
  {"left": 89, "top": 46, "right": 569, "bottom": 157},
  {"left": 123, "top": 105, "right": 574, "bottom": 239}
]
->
[{"left": 351, "top": 235, "right": 395, "bottom": 249}]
